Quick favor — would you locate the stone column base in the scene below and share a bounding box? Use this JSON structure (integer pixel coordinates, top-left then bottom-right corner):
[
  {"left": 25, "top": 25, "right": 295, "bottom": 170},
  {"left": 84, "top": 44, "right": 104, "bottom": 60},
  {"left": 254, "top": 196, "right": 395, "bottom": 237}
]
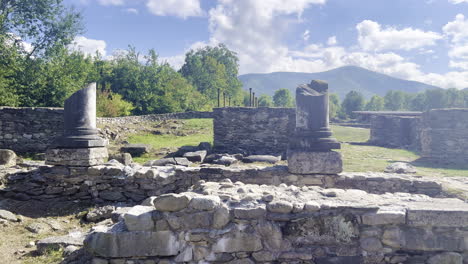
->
[
  {"left": 45, "top": 147, "right": 108, "bottom": 166},
  {"left": 288, "top": 150, "right": 343, "bottom": 174}
]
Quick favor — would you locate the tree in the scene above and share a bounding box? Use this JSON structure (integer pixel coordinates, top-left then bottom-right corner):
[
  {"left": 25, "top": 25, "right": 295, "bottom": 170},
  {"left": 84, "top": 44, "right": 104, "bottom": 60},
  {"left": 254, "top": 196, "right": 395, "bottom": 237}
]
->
[
  {"left": 384, "top": 90, "right": 406, "bottom": 110},
  {"left": 424, "top": 88, "right": 446, "bottom": 110},
  {"left": 258, "top": 94, "right": 273, "bottom": 107},
  {"left": 180, "top": 44, "right": 242, "bottom": 107},
  {"left": 365, "top": 95, "right": 385, "bottom": 111},
  {"left": 97, "top": 89, "right": 134, "bottom": 117},
  {"left": 329, "top": 93, "right": 341, "bottom": 119},
  {"left": 0, "top": 0, "right": 83, "bottom": 58},
  {"left": 341, "top": 90, "right": 365, "bottom": 118},
  {"left": 273, "top": 88, "right": 294, "bottom": 107}
]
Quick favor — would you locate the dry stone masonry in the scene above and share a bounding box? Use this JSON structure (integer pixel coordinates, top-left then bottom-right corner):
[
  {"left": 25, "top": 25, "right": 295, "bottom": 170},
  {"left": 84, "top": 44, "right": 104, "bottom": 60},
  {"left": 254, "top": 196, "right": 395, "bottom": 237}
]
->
[
  {"left": 421, "top": 108, "right": 468, "bottom": 164},
  {"left": 0, "top": 107, "right": 63, "bottom": 153},
  {"left": 213, "top": 107, "right": 295, "bottom": 156},
  {"left": 369, "top": 115, "right": 421, "bottom": 150},
  {"left": 85, "top": 181, "right": 468, "bottom": 264}
]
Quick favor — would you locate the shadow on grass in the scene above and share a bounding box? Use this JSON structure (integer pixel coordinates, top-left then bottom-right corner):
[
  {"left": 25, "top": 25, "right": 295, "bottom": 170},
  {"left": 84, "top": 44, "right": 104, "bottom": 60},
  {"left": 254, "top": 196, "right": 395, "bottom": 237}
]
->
[{"left": 410, "top": 157, "right": 468, "bottom": 171}]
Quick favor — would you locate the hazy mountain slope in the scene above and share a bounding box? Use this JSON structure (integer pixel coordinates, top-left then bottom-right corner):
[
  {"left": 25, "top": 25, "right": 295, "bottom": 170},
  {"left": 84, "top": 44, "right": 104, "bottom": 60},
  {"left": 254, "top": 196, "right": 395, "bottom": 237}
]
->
[{"left": 239, "top": 66, "right": 440, "bottom": 99}]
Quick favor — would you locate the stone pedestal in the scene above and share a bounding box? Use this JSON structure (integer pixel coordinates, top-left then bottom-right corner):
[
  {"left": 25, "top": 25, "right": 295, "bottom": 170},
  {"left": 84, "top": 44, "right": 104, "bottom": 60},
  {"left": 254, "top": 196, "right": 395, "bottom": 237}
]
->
[
  {"left": 287, "top": 80, "right": 342, "bottom": 174},
  {"left": 45, "top": 147, "right": 108, "bottom": 167},
  {"left": 288, "top": 150, "right": 342, "bottom": 174},
  {"left": 46, "top": 83, "right": 108, "bottom": 166}
]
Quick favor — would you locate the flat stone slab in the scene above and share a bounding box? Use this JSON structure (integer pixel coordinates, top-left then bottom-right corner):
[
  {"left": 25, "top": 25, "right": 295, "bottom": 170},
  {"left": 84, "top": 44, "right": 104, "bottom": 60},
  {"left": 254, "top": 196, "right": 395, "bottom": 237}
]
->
[
  {"left": 45, "top": 147, "right": 108, "bottom": 166},
  {"left": 288, "top": 150, "right": 343, "bottom": 174},
  {"left": 121, "top": 144, "right": 151, "bottom": 156},
  {"left": 242, "top": 155, "right": 281, "bottom": 164}
]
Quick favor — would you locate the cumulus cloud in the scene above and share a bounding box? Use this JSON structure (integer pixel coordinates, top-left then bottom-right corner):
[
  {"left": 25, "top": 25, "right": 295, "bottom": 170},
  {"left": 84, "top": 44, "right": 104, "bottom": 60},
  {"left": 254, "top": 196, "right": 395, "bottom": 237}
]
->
[
  {"left": 444, "top": 14, "right": 468, "bottom": 71},
  {"left": 448, "top": 0, "right": 468, "bottom": 3},
  {"left": 69, "top": 36, "right": 107, "bottom": 57},
  {"left": 98, "top": 0, "right": 125, "bottom": 6},
  {"left": 356, "top": 20, "right": 442, "bottom": 51},
  {"left": 146, "top": 0, "right": 203, "bottom": 19},
  {"left": 327, "top": 36, "right": 337, "bottom": 45}
]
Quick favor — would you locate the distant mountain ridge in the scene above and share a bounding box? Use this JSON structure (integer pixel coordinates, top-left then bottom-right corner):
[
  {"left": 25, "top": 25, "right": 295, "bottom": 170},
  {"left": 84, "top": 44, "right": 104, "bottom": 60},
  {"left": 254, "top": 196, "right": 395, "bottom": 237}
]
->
[{"left": 239, "top": 66, "right": 441, "bottom": 99}]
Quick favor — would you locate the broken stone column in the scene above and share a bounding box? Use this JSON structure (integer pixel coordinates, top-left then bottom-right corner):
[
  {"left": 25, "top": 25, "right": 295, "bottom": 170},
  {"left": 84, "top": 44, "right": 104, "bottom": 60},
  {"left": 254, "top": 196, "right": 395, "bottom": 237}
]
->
[
  {"left": 287, "top": 80, "right": 342, "bottom": 174},
  {"left": 46, "top": 83, "right": 108, "bottom": 166}
]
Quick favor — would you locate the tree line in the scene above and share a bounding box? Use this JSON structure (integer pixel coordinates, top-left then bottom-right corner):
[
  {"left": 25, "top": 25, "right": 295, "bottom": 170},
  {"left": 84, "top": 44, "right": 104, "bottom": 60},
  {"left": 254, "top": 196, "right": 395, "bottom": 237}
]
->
[
  {"left": 335, "top": 88, "right": 468, "bottom": 119},
  {"left": 0, "top": 0, "right": 243, "bottom": 116}
]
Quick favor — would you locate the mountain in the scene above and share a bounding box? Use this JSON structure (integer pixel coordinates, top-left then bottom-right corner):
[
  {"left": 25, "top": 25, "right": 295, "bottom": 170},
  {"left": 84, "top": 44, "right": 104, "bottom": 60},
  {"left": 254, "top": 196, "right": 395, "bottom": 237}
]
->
[{"left": 239, "top": 66, "right": 441, "bottom": 99}]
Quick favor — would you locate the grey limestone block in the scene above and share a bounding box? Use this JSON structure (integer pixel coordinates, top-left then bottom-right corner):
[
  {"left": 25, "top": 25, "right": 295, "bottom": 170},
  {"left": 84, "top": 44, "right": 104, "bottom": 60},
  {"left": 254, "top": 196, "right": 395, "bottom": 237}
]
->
[
  {"left": 45, "top": 147, "right": 108, "bottom": 166},
  {"left": 287, "top": 150, "right": 342, "bottom": 174}
]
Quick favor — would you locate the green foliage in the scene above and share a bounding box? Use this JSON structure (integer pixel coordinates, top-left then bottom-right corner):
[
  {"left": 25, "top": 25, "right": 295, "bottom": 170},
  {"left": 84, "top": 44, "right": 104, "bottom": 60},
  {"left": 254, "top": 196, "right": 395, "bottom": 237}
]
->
[
  {"left": 365, "top": 95, "right": 385, "bottom": 111},
  {"left": 0, "top": 0, "right": 83, "bottom": 57},
  {"left": 180, "top": 44, "right": 243, "bottom": 107},
  {"left": 97, "top": 89, "right": 134, "bottom": 117},
  {"left": 258, "top": 94, "right": 273, "bottom": 107},
  {"left": 329, "top": 93, "right": 341, "bottom": 119},
  {"left": 384, "top": 90, "right": 407, "bottom": 110},
  {"left": 273, "top": 88, "right": 294, "bottom": 107},
  {"left": 108, "top": 47, "right": 205, "bottom": 114},
  {"left": 341, "top": 90, "right": 365, "bottom": 118}
]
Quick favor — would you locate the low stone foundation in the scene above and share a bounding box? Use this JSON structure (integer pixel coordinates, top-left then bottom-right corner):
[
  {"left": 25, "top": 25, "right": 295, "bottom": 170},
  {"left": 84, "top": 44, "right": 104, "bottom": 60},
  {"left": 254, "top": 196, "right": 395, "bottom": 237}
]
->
[
  {"left": 1, "top": 163, "right": 444, "bottom": 203},
  {"left": 85, "top": 181, "right": 468, "bottom": 263}
]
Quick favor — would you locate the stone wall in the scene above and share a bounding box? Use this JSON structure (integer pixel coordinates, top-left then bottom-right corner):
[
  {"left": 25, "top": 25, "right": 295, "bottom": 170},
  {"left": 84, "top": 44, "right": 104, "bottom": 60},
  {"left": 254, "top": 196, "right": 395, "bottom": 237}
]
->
[
  {"left": 213, "top": 107, "right": 295, "bottom": 156},
  {"left": 1, "top": 163, "right": 443, "bottom": 203},
  {"left": 421, "top": 108, "right": 468, "bottom": 163},
  {"left": 0, "top": 107, "right": 212, "bottom": 153},
  {"left": 369, "top": 115, "right": 421, "bottom": 149},
  {"left": 98, "top": 111, "right": 213, "bottom": 125},
  {"left": 0, "top": 107, "right": 63, "bottom": 153},
  {"left": 84, "top": 181, "right": 468, "bottom": 264}
]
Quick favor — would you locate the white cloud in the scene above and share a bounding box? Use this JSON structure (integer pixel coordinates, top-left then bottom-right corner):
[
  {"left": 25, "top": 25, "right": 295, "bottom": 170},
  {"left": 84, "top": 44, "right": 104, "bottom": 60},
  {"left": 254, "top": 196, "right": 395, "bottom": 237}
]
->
[
  {"left": 443, "top": 14, "right": 468, "bottom": 44},
  {"left": 98, "top": 0, "right": 125, "bottom": 6},
  {"left": 69, "top": 36, "right": 107, "bottom": 57},
  {"left": 207, "top": 0, "right": 326, "bottom": 74},
  {"left": 146, "top": 0, "right": 203, "bottom": 19},
  {"left": 356, "top": 20, "right": 442, "bottom": 51},
  {"left": 302, "top": 30, "right": 310, "bottom": 41},
  {"left": 124, "top": 8, "right": 139, "bottom": 14},
  {"left": 327, "top": 36, "right": 337, "bottom": 45},
  {"left": 449, "top": 0, "right": 468, "bottom": 3}
]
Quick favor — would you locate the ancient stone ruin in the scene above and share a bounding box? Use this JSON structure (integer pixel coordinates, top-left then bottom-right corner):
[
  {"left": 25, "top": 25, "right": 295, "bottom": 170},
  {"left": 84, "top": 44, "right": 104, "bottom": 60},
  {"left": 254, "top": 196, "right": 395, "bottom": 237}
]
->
[
  {"left": 45, "top": 83, "right": 108, "bottom": 166},
  {"left": 0, "top": 80, "right": 467, "bottom": 264},
  {"left": 288, "top": 80, "right": 342, "bottom": 174}
]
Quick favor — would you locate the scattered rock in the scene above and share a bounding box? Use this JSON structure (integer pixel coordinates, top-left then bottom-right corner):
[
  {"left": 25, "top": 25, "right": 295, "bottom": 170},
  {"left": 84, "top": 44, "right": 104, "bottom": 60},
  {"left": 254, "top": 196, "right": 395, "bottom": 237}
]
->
[
  {"left": 37, "top": 231, "right": 86, "bottom": 254},
  {"left": 109, "top": 153, "right": 132, "bottom": 166},
  {"left": 0, "top": 209, "right": 18, "bottom": 222},
  {"left": 214, "top": 156, "right": 238, "bottom": 166},
  {"left": 183, "top": 150, "right": 208, "bottom": 163},
  {"left": 0, "top": 149, "right": 16, "bottom": 167},
  {"left": 174, "top": 157, "right": 191, "bottom": 167},
  {"left": 242, "top": 155, "right": 281, "bottom": 164},
  {"left": 175, "top": 146, "right": 199, "bottom": 157},
  {"left": 384, "top": 162, "right": 417, "bottom": 174},
  {"left": 120, "top": 144, "right": 151, "bottom": 157},
  {"left": 145, "top": 158, "right": 176, "bottom": 166},
  {"left": 26, "top": 222, "right": 51, "bottom": 234},
  {"left": 198, "top": 142, "right": 212, "bottom": 151},
  {"left": 86, "top": 205, "right": 116, "bottom": 223}
]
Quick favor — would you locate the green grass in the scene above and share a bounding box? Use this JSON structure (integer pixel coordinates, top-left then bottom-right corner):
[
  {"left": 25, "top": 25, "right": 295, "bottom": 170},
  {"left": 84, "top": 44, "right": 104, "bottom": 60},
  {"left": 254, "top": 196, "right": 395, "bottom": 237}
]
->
[
  {"left": 331, "top": 125, "right": 468, "bottom": 177},
  {"left": 127, "top": 119, "right": 213, "bottom": 163},
  {"left": 125, "top": 119, "right": 468, "bottom": 177}
]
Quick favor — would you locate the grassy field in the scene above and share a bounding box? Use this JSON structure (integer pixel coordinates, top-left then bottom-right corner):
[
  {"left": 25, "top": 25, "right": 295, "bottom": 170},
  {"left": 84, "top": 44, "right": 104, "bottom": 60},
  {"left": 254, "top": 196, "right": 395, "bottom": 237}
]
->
[
  {"left": 124, "top": 118, "right": 468, "bottom": 177},
  {"left": 127, "top": 119, "right": 213, "bottom": 163}
]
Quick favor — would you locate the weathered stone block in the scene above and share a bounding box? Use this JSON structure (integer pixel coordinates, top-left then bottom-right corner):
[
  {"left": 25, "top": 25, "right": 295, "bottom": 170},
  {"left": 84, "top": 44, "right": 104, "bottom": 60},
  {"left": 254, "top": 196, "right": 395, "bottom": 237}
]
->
[
  {"left": 153, "top": 193, "right": 191, "bottom": 212},
  {"left": 84, "top": 230, "right": 180, "bottom": 258},
  {"left": 362, "top": 208, "right": 406, "bottom": 225},
  {"left": 45, "top": 147, "right": 108, "bottom": 166},
  {"left": 288, "top": 150, "right": 342, "bottom": 174},
  {"left": 123, "top": 206, "right": 155, "bottom": 231},
  {"left": 0, "top": 149, "right": 16, "bottom": 167}
]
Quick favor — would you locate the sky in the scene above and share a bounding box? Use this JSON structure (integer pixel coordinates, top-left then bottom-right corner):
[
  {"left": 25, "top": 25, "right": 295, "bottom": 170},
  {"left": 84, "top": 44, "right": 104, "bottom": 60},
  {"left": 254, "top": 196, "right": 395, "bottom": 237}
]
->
[{"left": 65, "top": 0, "right": 468, "bottom": 89}]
